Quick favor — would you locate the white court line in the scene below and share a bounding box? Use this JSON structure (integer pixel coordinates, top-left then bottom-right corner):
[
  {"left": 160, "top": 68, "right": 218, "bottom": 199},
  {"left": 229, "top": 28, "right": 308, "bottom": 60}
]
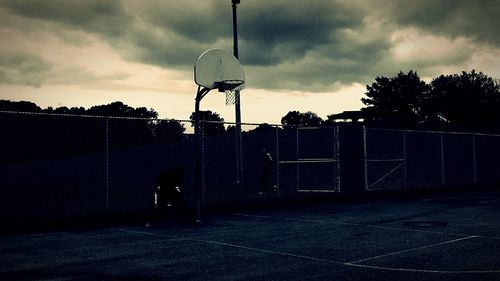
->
[
  {"left": 113, "top": 228, "right": 187, "bottom": 242},
  {"left": 114, "top": 228, "right": 500, "bottom": 274},
  {"left": 23, "top": 231, "right": 70, "bottom": 237},
  {"left": 114, "top": 229, "right": 170, "bottom": 236},
  {"left": 348, "top": 236, "right": 477, "bottom": 264},
  {"left": 232, "top": 213, "right": 500, "bottom": 240}
]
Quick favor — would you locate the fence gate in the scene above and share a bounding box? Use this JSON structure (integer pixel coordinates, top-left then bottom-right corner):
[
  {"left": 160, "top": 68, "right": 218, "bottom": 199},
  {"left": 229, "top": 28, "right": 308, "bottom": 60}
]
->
[
  {"left": 364, "top": 128, "right": 406, "bottom": 191},
  {"left": 278, "top": 126, "right": 340, "bottom": 193}
]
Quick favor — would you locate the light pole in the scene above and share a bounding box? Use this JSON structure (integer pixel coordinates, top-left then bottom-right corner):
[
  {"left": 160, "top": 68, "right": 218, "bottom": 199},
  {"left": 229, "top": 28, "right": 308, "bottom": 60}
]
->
[{"left": 231, "top": 0, "right": 244, "bottom": 193}]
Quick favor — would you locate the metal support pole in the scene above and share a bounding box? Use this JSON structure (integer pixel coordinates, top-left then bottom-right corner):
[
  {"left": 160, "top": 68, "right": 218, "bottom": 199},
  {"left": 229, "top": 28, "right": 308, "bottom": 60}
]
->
[
  {"left": 363, "top": 127, "right": 368, "bottom": 190},
  {"left": 275, "top": 125, "right": 280, "bottom": 197},
  {"left": 472, "top": 135, "right": 477, "bottom": 184},
  {"left": 201, "top": 123, "right": 205, "bottom": 205},
  {"left": 335, "top": 126, "right": 341, "bottom": 192},
  {"left": 232, "top": 1, "right": 244, "bottom": 192},
  {"left": 105, "top": 117, "right": 109, "bottom": 213},
  {"left": 440, "top": 133, "right": 445, "bottom": 185},
  {"left": 296, "top": 127, "right": 300, "bottom": 190},
  {"left": 232, "top": 2, "right": 239, "bottom": 59},
  {"left": 403, "top": 132, "right": 407, "bottom": 189},
  {"left": 194, "top": 94, "right": 202, "bottom": 224},
  {"left": 194, "top": 86, "right": 210, "bottom": 224}
]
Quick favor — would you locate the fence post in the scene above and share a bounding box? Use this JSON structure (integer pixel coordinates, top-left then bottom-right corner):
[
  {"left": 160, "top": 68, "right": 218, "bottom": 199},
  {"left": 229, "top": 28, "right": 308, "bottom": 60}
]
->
[
  {"left": 363, "top": 126, "right": 368, "bottom": 190},
  {"left": 472, "top": 135, "right": 477, "bottom": 184},
  {"left": 275, "top": 125, "right": 280, "bottom": 197},
  {"left": 336, "top": 126, "right": 341, "bottom": 192},
  {"left": 440, "top": 133, "right": 445, "bottom": 185},
  {"left": 105, "top": 117, "right": 109, "bottom": 214},
  {"left": 201, "top": 123, "right": 205, "bottom": 205},
  {"left": 296, "top": 127, "right": 300, "bottom": 190},
  {"left": 403, "top": 131, "right": 407, "bottom": 189}
]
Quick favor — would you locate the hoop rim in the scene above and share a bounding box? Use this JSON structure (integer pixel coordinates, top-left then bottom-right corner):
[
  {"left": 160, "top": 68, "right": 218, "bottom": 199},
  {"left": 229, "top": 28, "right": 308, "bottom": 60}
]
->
[{"left": 215, "top": 80, "right": 245, "bottom": 92}]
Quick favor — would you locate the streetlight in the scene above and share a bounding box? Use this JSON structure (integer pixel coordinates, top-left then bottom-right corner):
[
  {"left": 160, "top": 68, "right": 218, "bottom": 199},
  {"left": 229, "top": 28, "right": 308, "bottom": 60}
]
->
[
  {"left": 232, "top": 0, "right": 240, "bottom": 58},
  {"left": 231, "top": 0, "right": 244, "bottom": 193}
]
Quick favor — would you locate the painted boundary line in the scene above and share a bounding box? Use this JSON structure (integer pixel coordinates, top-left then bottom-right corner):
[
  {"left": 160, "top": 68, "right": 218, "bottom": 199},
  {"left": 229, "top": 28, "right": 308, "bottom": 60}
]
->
[
  {"left": 114, "top": 228, "right": 500, "bottom": 274},
  {"left": 232, "top": 213, "right": 500, "bottom": 240},
  {"left": 347, "top": 236, "right": 477, "bottom": 264}
]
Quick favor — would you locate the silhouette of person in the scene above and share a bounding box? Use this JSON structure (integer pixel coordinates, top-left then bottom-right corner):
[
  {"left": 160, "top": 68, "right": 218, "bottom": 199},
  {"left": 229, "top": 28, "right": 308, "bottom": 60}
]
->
[
  {"left": 149, "top": 166, "right": 187, "bottom": 226},
  {"left": 155, "top": 166, "right": 184, "bottom": 210},
  {"left": 259, "top": 148, "right": 274, "bottom": 195}
]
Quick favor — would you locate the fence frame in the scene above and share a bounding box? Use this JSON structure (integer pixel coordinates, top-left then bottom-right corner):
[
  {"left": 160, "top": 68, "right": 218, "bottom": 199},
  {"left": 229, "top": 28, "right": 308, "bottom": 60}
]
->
[
  {"left": 363, "top": 127, "right": 499, "bottom": 191},
  {"left": 278, "top": 126, "right": 341, "bottom": 193}
]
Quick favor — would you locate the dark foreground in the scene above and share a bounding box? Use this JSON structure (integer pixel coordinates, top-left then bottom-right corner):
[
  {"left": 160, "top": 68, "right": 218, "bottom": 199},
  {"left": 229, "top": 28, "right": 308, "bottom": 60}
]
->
[{"left": 2, "top": 189, "right": 500, "bottom": 281}]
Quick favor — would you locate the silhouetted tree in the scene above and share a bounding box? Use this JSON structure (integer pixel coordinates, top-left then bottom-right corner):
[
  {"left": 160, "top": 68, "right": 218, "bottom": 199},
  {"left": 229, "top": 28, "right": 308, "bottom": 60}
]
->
[
  {"left": 189, "top": 110, "right": 225, "bottom": 136},
  {"left": 87, "top": 101, "right": 158, "bottom": 119},
  {"left": 249, "top": 123, "right": 277, "bottom": 133},
  {"left": 281, "top": 111, "right": 301, "bottom": 127},
  {"left": 0, "top": 100, "right": 42, "bottom": 112},
  {"left": 44, "top": 106, "right": 86, "bottom": 115},
  {"left": 0, "top": 101, "right": 103, "bottom": 164},
  {"left": 0, "top": 100, "right": 191, "bottom": 162},
  {"left": 423, "top": 70, "right": 500, "bottom": 128},
  {"left": 86, "top": 102, "right": 158, "bottom": 148},
  {"left": 301, "top": 111, "right": 323, "bottom": 127},
  {"left": 226, "top": 125, "right": 236, "bottom": 134},
  {"left": 281, "top": 111, "right": 322, "bottom": 127},
  {"left": 362, "top": 70, "right": 429, "bottom": 125},
  {"left": 154, "top": 119, "right": 186, "bottom": 142}
]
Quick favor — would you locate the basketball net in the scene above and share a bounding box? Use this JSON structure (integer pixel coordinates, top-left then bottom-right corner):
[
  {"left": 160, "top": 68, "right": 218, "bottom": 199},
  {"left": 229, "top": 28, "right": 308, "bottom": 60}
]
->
[{"left": 225, "top": 90, "right": 236, "bottom": 106}]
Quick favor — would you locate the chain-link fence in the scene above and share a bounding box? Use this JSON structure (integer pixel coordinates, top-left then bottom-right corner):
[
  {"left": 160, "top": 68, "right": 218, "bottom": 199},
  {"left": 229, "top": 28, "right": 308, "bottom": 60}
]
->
[
  {"left": 1, "top": 111, "right": 499, "bottom": 224},
  {"left": 364, "top": 127, "right": 500, "bottom": 191},
  {"left": 0, "top": 111, "right": 342, "bottom": 224},
  {"left": 0, "top": 111, "right": 190, "bottom": 224},
  {"left": 198, "top": 123, "right": 341, "bottom": 205}
]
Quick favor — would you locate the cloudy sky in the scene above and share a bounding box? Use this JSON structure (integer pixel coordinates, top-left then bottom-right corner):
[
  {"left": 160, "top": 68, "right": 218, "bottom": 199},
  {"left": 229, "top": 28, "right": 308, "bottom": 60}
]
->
[{"left": 0, "top": 0, "right": 498, "bottom": 124}]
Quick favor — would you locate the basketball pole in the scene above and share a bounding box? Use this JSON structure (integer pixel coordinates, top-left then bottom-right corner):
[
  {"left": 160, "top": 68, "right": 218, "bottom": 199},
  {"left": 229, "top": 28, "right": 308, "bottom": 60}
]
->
[
  {"left": 232, "top": 0, "right": 244, "bottom": 193},
  {"left": 194, "top": 49, "right": 244, "bottom": 224},
  {"left": 194, "top": 86, "right": 210, "bottom": 224}
]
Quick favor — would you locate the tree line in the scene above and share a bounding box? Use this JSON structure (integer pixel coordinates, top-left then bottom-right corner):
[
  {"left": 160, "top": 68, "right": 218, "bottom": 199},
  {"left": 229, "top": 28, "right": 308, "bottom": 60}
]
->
[
  {"left": 0, "top": 101, "right": 189, "bottom": 164},
  {"left": 361, "top": 70, "right": 500, "bottom": 131},
  {"left": 0, "top": 101, "right": 186, "bottom": 142},
  {"left": 281, "top": 70, "right": 500, "bottom": 133},
  {"left": 1, "top": 69, "right": 499, "bottom": 140}
]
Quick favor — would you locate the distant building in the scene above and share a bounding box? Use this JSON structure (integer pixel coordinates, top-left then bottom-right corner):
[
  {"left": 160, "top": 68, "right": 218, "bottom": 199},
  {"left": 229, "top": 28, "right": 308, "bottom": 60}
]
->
[{"left": 328, "top": 111, "right": 365, "bottom": 123}]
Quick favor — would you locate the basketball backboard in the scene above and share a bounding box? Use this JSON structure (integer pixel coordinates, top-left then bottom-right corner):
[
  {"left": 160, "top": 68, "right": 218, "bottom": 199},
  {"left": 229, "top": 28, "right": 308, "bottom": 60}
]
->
[{"left": 194, "top": 48, "right": 245, "bottom": 91}]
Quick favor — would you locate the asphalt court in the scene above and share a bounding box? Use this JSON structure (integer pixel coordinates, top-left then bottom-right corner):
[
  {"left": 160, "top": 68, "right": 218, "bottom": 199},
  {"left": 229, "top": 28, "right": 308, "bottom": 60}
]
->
[{"left": 1, "top": 189, "right": 500, "bottom": 280}]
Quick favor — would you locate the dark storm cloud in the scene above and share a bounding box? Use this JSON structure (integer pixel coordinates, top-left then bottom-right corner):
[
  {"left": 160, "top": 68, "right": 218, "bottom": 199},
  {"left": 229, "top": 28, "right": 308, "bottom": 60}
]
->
[
  {"left": 0, "top": 54, "right": 51, "bottom": 87},
  {"left": 0, "top": 0, "right": 497, "bottom": 91},
  {"left": 121, "top": 0, "right": 367, "bottom": 70},
  {"left": 133, "top": 1, "right": 231, "bottom": 44},
  {"left": 241, "top": 2, "right": 356, "bottom": 44},
  {"left": 237, "top": 1, "right": 362, "bottom": 65},
  {"left": 1, "top": 0, "right": 366, "bottom": 66},
  {"left": 386, "top": 0, "right": 500, "bottom": 46},
  {"left": 1, "top": 0, "right": 132, "bottom": 38}
]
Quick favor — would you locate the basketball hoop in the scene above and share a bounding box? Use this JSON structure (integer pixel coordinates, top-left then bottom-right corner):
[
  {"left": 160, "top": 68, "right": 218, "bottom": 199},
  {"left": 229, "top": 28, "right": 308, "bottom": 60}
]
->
[
  {"left": 217, "top": 79, "right": 242, "bottom": 106},
  {"left": 193, "top": 48, "right": 245, "bottom": 223}
]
